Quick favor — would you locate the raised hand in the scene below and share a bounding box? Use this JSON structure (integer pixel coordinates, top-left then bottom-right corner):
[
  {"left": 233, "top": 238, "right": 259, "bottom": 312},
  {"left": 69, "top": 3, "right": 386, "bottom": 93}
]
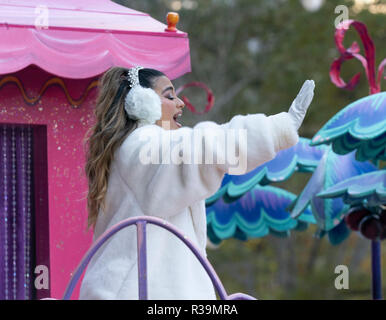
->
[{"left": 288, "top": 80, "right": 315, "bottom": 130}]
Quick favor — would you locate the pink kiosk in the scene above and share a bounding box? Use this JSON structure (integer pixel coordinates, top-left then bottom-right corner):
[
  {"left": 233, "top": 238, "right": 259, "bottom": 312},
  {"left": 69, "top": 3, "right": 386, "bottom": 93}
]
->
[{"left": 0, "top": 0, "right": 191, "bottom": 300}]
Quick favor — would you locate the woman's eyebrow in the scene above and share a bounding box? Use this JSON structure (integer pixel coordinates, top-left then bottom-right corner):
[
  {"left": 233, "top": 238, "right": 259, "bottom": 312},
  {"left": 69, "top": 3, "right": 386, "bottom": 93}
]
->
[{"left": 162, "top": 86, "right": 174, "bottom": 94}]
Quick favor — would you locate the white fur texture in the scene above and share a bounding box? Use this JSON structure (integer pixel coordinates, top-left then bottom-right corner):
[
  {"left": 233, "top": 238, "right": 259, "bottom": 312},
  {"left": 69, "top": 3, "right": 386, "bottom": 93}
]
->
[
  {"left": 79, "top": 111, "right": 299, "bottom": 300},
  {"left": 124, "top": 85, "right": 162, "bottom": 125}
]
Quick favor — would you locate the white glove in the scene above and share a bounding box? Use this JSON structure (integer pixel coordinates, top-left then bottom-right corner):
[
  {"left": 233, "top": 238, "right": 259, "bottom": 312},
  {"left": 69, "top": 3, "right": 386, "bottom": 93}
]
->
[{"left": 288, "top": 80, "right": 315, "bottom": 131}]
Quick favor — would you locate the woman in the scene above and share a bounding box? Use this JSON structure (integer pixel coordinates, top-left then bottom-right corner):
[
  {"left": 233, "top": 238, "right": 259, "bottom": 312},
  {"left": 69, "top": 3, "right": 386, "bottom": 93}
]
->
[{"left": 79, "top": 66, "right": 315, "bottom": 299}]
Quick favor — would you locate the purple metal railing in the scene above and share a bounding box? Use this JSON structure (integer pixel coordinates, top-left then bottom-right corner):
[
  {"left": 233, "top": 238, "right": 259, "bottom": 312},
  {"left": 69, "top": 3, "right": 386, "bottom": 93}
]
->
[{"left": 61, "top": 216, "right": 256, "bottom": 300}]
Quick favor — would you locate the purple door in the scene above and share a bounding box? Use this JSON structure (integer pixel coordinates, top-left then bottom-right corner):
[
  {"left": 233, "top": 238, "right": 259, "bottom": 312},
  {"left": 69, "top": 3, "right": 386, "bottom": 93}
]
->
[{"left": 0, "top": 124, "right": 50, "bottom": 300}]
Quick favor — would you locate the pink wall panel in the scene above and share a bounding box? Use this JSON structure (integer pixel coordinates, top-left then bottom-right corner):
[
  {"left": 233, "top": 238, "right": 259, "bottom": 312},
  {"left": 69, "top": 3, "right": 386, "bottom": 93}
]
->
[{"left": 0, "top": 65, "right": 97, "bottom": 299}]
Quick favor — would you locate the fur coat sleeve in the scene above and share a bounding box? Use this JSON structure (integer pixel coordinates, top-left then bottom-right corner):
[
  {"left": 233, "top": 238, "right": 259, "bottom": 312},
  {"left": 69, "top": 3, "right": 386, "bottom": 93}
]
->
[
  {"left": 115, "top": 111, "right": 299, "bottom": 219},
  {"left": 79, "top": 111, "right": 299, "bottom": 300}
]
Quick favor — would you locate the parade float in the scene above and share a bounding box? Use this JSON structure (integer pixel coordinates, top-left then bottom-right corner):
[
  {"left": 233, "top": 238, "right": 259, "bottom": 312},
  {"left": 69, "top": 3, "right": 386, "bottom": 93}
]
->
[
  {"left": 0, "top": 0, "right": 191, "bottom": 299},
  {"left": 0, "top": 0, "right": 384, "bottom": 301}
]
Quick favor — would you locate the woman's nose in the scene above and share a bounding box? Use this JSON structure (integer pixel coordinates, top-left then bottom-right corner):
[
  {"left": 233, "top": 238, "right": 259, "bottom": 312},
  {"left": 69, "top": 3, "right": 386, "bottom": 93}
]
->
[{"left": 177, "top": 96, "right": 185, "bottom": 109}]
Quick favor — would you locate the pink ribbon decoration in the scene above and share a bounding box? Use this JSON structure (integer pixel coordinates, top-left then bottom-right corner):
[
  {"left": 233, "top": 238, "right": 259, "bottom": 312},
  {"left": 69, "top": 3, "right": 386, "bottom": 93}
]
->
[
  {"left": 330, "top": 19, "right": 385, "bottom": 95},
  {"left": 176, "top": 81, "right": 215, "bottom": 114}
]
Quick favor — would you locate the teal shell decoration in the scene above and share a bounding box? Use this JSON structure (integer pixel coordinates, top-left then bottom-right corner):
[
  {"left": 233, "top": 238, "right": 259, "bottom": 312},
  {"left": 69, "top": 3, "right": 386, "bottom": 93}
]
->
[
  {"left": 310, "top": 92, "right": 386, "bottom": 162},
  {"left": 206, "top": 137, "right": 328, "bottom": 206},
  {"left": 206, "top": 184, "right": 316, "bottom": 245},
  {"left": 317, "top": 169, "right": 386, "bottom": 207},
  {"left": 290, "top": 146, "right": 378, "bottom": 232},
  {"left": 315, "top": 219, "right": 351, "bottom": 246}
]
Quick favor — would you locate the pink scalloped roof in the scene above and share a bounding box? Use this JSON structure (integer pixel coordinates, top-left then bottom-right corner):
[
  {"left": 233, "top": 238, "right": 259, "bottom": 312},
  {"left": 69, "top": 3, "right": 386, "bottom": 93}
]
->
[{"left": 0, "top": 0, "right": 191, "bottom": 79}]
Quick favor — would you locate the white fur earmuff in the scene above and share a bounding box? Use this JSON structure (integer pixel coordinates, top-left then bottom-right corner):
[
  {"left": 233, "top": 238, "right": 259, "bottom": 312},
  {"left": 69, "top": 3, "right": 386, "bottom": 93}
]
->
[
  {"left": 124, "top": 66, "right": 162, "bottom": 126},
  {"left": 124, "top": 85, "right": 162, "bottom": 125}
]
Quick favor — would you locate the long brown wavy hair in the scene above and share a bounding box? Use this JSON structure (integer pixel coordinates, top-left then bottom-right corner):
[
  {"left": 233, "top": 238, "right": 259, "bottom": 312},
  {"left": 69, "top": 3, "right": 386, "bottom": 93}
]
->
[{"left": 83, "top": 66, "right": 165, "bottom": 229}]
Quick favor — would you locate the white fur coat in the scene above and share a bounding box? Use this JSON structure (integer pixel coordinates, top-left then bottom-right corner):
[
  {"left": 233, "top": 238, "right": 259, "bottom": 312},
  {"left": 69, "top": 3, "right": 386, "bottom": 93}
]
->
[{"left": 78, "top": 111, "right": 299, "bottom": 300}]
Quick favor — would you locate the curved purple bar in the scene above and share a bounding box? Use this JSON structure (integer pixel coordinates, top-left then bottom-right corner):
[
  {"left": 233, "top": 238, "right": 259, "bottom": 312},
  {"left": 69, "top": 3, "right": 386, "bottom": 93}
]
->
[
  {"left": 227, "top": 293, "right": 257, "bottom": 300},
  {"left": 136, "top": 221, "right": 148, "bottom": 300},
  {"left": 62, "top": 216, "right": 256, "bottom": 300}
]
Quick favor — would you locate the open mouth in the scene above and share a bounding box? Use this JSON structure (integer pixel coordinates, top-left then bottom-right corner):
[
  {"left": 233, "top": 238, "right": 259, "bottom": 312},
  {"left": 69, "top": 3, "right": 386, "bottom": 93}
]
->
[{"left": 173, "top": 112, "right": 182, "bottom": 128}]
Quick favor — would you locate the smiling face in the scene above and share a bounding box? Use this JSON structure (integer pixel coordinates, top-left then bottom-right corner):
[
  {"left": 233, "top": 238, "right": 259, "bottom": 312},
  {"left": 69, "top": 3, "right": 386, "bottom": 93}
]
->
[{"left": 151, "top": 75, "right": 185, "bottom": 130}]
